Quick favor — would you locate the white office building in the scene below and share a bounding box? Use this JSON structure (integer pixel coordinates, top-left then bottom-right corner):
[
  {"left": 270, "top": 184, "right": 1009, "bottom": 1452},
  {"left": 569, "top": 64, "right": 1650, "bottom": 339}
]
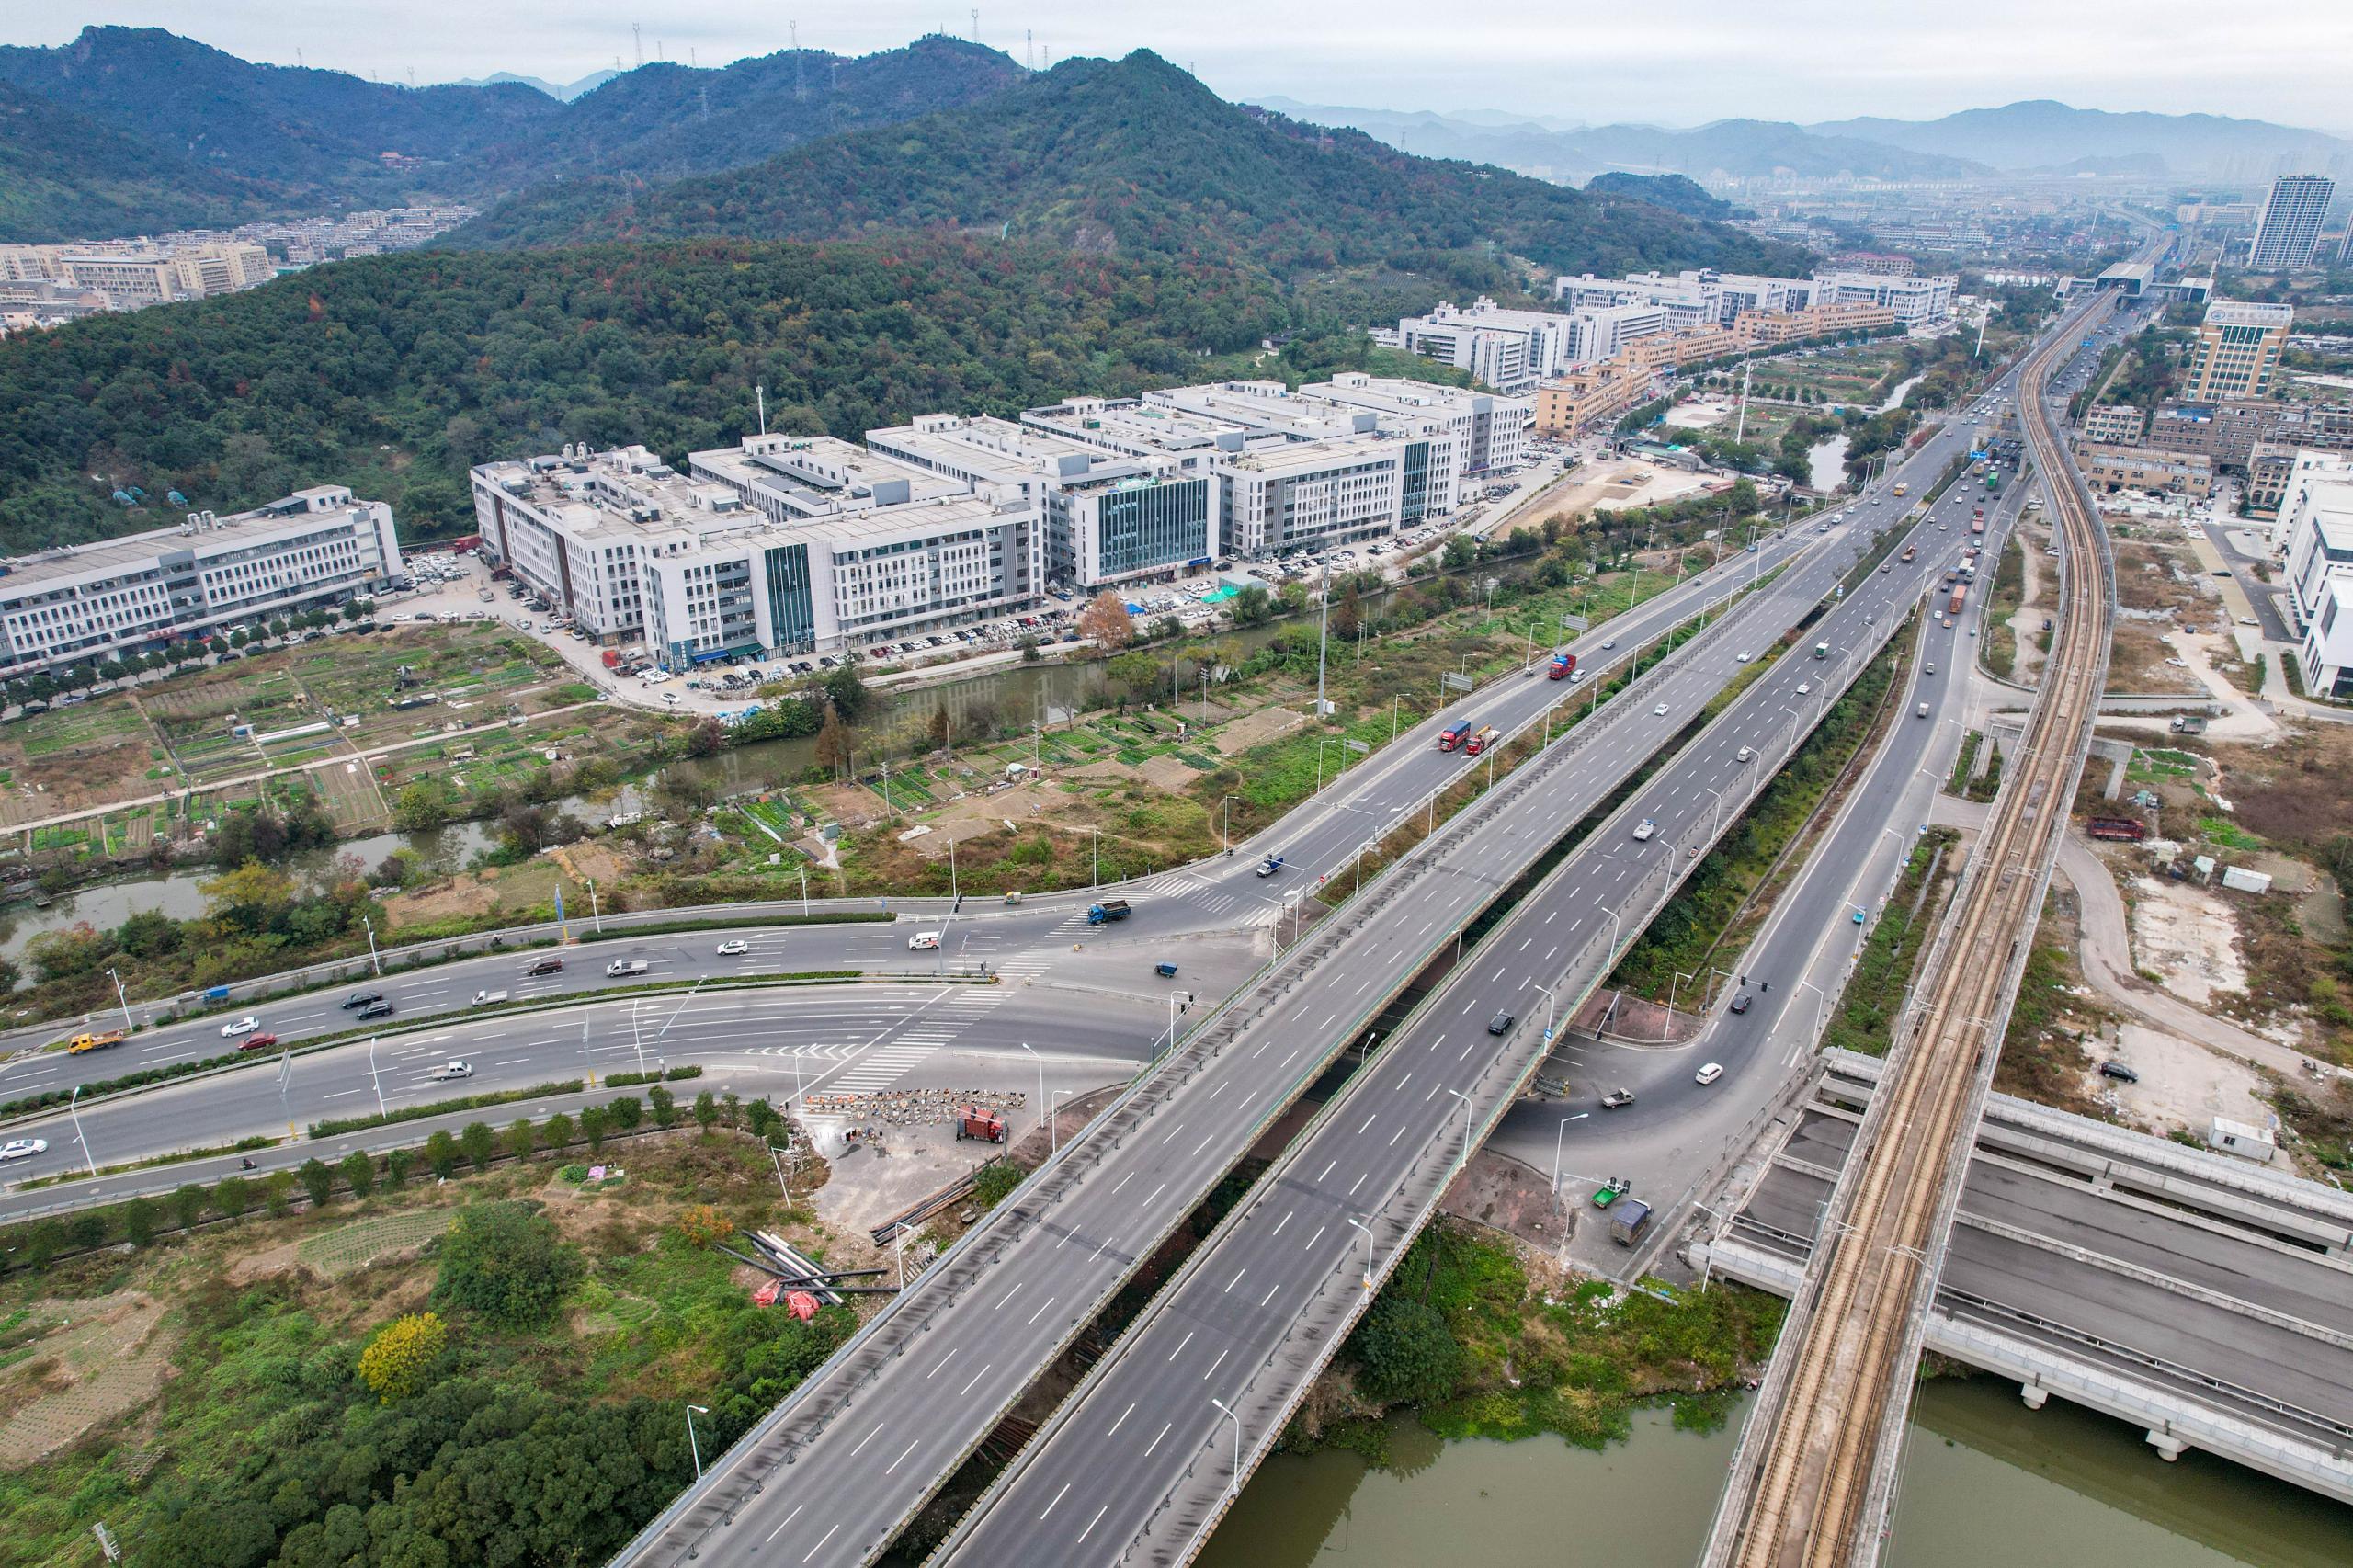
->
[
  {"left": 2301, "top": 577, "right": 2353, "bottom": 700},
  {"left": 867, "top": 414, "right": 1218, "bottom": 590},
  {"left": 0, "top": 486, "right": 402, "bottom": 683},
  {"left": 1302, "top": 372, "right": 1530, "bottom": 480},
  {"left": 472, "top": 441, "right": 1043, "bottom": 665},
  {"left": 1808, "top": 270, "right": 1957, "bottom": 327},
  {"left": 1388, "top": 298, "right": 1581, "bottom": 392},
  {"left": 2250, "top": 175, "right": 2336, "bottom": 272},
  {"left": 1554, "top": 268, "right": 1821, "bottom": 328},
  {"left": 2276, "top": 451, "right": 2353, "bottom": 632}
]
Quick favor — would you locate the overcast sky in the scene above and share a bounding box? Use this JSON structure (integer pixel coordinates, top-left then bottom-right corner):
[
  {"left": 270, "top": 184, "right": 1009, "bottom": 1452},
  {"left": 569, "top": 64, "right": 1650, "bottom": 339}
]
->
[{"left": 20, "top": 2, "right": 2351, "bottom": 131}]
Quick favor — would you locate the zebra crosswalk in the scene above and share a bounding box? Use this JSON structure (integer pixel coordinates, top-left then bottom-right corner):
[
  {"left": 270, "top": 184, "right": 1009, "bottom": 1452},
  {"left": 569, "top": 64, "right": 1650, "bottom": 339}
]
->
[{"left": 825, "top": 1028, "right": 960, "bottom": 1094}]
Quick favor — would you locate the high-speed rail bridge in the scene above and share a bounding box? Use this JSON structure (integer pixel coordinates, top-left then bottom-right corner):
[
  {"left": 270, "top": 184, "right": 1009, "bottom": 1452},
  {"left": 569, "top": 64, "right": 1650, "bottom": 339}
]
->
[{"left": 1699, "top": 281, "right": 2127, "bottom": 1568}]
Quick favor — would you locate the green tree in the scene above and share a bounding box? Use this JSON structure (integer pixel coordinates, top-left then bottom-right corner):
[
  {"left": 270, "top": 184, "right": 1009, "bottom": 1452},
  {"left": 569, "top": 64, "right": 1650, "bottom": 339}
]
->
[
  {"left": 1107, "top": 650, "right": 1161, "bottom": 702},
  {"left": 424, "top": 1129, "right": 460, "bottom": 1179},
  {"left": 262, "top": 1169, "right": 296, "bottom": 1218},
  {"left": 211, "top": 1173, "right": 251, "bottom": 1220},
  {"left": 1349, "top": 1297, "right": 1462, "bottom": 1405},
  {"left": 608, "top": 1096, "right": 642, "bottom": 1131},
  {"left": 1228, "top": 583, "right": 1274, "bottom": 626},
  {"left": 646, "top": 1084, "right": 676, "bottom": 1128},
  {"left": 169, "top": 1183, "right": 207, "bottom": 1233},
  {"left": 297, "top": 1157, "right": 335, "bottom": 1209},
  {"left": 540, "top": 1110, "right": 575, "bottom": 1153},
  {"left": 384, "top": 1146, "right": 412, "bottom": 1188},
  {"left": 506, "top": 1117, "right": 538, "bottom": 1163},
  {"left": 434, "top": 1201, "right": 582, "bottom": 1327},
  {"left": 694, "top": 1090, "right": 720, "bottom": 1133},
  {"left": 392, "top": 781, "right": 449, "bottom": 832},
  {"left": 339, "top": 1150, "right": 375, "bottom": 1199},
  {"left": 579, "top": 1104, "right": 609, "bottom": 1154},
  {"left": 459, "top": 1120, "right": 497, "bottom": 1172},
  {"left": 122, "top": 1196, "right": 157, "bottom": 1247}
]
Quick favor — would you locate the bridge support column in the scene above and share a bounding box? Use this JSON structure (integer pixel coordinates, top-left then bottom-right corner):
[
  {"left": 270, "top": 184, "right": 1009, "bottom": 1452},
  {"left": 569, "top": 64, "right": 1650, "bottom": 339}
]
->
[
  {"left": 2018, "top": 1382, "right": 2048, "bottom": 1411},
  {"left": 2145, "top": 1426, "right": 2189, "bottom": 1462}
]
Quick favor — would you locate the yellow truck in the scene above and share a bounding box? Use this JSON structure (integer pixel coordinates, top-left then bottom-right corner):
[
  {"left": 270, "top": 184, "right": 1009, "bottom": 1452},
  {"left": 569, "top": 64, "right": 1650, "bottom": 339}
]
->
[{"left": 67, "top": 1029, "right": 126, "bottom": 1054}]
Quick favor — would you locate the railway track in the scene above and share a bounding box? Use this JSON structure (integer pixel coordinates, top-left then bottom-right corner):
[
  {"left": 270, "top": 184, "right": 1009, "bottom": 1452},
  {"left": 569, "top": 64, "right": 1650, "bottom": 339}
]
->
[{"left": 1705, "top": 295, "right": 2121, "bottom": 1568}]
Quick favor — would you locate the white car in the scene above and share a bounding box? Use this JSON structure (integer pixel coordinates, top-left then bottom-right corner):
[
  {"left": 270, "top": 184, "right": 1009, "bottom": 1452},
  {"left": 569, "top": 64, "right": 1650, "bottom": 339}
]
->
[
  {"left": 1694, "top": 1062, "right": 1725, "bottom": 1086},
  {"left": 1653, "top": 702, "right": 1670, "bottom": 717},
  {"left": 1631, "top": 818, "right": 1658, "bottom": 841},
  {"left": 1734, "top": 652, "right": 1752, "bottom": 664},
  {"left": 1795, "top": 682, "right": 1811, "bottom": 696},
  {"left": 221, "top": 1015, "right": 259, "bottom": 1037},
  {"left": 0, "top": 1138, "right": 48, "bottom": 1162},
  {"left": 715, "top": 939, "right": 749, "bottom": 957}
]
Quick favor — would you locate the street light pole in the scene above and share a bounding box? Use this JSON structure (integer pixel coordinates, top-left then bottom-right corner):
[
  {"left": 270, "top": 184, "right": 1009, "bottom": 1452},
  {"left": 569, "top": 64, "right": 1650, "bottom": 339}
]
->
[
  {"left": 68, "top": 1084, "right": 97, "bottom": 1178},
  {"left": 105, "top": 967, "right": 133, "bottom": 1037},
  {"left": 1445, "top": 1087, "right": 1474, "bottom": 1172},
  {"left": 1018, "top": 1041, "right": 1049, "bottom": 1155},
  {"left": 361, "top": 915, "right": 383, "bottom": 977},
  {"left": 586, "top": 879, "right": 603, "bottom": 935},
  {"left": 1551, "top": 1112, "right": 1589, "bottom": 1197},
  {"left": 1210, "top": 1398, "right": 1243, "bottom": 1499},
  {"left": 685, "top": 1404, "right": 708, "bottom": 1481},
  {"left": 368, "top": 1036, "right": 387, "bottom": 1119},
  {"left": 1345, "top": 1215, "right": 1375, "bottom": 1290}
]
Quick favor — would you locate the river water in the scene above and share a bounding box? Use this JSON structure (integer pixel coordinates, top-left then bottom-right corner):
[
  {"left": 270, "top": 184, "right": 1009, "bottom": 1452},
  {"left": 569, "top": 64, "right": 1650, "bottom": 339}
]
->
[
  {"left": 1805, "top": 371, "right": 1927, "bottom": 495},
  {"left": 1200, "top": 1381, "right": 2353, "bottom": 1568}
]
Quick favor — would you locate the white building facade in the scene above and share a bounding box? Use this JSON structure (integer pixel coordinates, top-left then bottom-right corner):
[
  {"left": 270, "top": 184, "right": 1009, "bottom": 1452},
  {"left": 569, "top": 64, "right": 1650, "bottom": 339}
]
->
[
  {"left": 2276, "top": 451, "right": 2353, "bottom": 632},
  {"left": 0, "top": 486, "right": 401, "bottom": 682}
]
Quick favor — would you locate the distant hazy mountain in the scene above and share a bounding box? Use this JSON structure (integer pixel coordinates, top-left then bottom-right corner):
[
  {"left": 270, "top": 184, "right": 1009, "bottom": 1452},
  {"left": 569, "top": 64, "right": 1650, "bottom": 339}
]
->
[
  {"left": 0, "top": 26, "right": 1025, "bottom": 231},
  {"left": 449, "top": 69, "right": 620, "bottom": 102},
  {"left": 1808, "top": 100, "right": 2353, "bottom": 180},
  {"left": 458, "top": 51, "right": 1812, "bottom": 284},
  {"left": 1251, "top": 96, "right": 1984, "bottom": 183}
]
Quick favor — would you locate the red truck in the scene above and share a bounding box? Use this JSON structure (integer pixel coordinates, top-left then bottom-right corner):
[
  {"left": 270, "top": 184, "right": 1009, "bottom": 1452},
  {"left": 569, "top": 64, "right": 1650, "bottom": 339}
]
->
[
  {"left": 1947, "top": 585, "right": 1968, "bottom": 617},
  {"left": 1439, "top": 721, "right": 1472, "bottom": 752},
  {"left": 1547, "top": 651, "right": 1577, "bottom": 680},
  {"left": 2086, "top": 816, "right": 2149, "bottom": 842},
  {"left": 1463, "top": 725, "right": 1501, "bottom": 756},
  {"left": 601, "top": 649, "right": 622, "bottom": 669},
  {"left": 955, "top": 1105, "right": 1006, "bottom": 1143}
]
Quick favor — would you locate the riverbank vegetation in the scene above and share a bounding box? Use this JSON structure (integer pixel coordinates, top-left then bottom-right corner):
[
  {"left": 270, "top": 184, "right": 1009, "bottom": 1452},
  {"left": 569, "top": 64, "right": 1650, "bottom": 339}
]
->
[{"left": 1302, "top": 1221, "right": 1783, "bottom": 1458}]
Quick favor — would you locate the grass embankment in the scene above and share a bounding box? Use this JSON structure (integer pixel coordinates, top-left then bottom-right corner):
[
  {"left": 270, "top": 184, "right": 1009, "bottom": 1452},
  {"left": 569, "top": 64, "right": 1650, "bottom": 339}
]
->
[
  {"left": 1303, "top": 1221, "right": 1784, "bottom": 1457},
  {"left": 1981, "top": 534, "right": 2026, "bottom": 682},
  {"left": 1820, "top": 829, "right": 1961, "bottom": 1057},
  {"left": 0, "top": 1119, "right": 847, "bottom": 1568},
  {"left": 1608, "top": 637, "right": 1903, "bottom": 1002}
]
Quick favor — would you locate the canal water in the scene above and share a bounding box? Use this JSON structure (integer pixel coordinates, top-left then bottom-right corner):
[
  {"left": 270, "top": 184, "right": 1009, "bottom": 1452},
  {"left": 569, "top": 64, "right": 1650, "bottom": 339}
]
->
[
  {"left": 1199, "top": 1381, "right": 2353, "bottom": 1568},
  {"left": 1805, "top": 371, "right": 1928, "bottom": 494}
]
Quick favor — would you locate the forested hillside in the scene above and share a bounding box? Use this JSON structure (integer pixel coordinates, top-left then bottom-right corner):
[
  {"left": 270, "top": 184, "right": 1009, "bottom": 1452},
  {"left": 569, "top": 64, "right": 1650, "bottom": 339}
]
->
[
  {"left": 0, "top": 28, "right": 1023, "bottom": 226},
  {"left": 0, "top": 236, "right": 1284, "bottom": 551},
  {"left": 457, "top": 51, "right": 1812, "bottom": 283}
]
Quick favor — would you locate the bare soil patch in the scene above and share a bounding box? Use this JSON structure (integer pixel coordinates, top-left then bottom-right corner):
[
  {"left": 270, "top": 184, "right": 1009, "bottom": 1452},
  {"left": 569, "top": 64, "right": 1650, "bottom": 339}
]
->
[{"left": 1211, "top": 705, "right": 1309, "bottom": 756}]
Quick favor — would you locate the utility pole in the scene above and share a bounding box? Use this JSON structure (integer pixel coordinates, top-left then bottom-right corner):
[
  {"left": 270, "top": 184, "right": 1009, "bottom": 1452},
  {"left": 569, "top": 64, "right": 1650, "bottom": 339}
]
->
[
  {"left": 1313, "top": 558, "right": 1332, "bottom": 720},
  {"left": 632, "top": 23, "right": 642, "bottom": 69},
  {"left": 790, "top": 21, "right": 804, "bottom": 99},
  {"left": 1735, "top": 359, "right": 1753, "bottom": 444}
]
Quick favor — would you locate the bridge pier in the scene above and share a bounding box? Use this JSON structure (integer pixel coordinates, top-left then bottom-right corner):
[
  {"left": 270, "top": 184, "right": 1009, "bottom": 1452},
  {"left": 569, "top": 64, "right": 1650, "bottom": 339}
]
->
[{"left": 2146, "top": 1426, "right": 2189, "bottom": 1462}]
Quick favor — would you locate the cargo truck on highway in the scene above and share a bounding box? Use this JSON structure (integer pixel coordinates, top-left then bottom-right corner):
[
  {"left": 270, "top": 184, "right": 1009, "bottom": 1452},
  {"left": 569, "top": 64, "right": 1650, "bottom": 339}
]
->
[
  {"left": 1463, "top": 725, "right": 1500, "bottom": 756},
  {"left": 1439, "top": 721, "right": 1472, "bottom": 752},
  {"left": 1899, "top": 544, "right": 1916, "bottom": 563},
  {"left": 1087, "top": 900, "right": 1131, "bottom": 925},
  {"left": 1947, "top": 585, "right": 1968, "bottom": 616},
  {"left": 66, "top": 1029, "right": 125, "bottom": 1054},
  {"left": 1547, "top": 651, "right": 1576, "bottom": 680},
  {"left": 1813, "top": 642, "right": 1829, "bottom": 659}
]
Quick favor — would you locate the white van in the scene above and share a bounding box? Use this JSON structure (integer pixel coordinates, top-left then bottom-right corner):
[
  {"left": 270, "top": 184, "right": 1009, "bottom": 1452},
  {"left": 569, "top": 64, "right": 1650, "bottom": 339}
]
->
[{"left": 906, "top": 931, "right": 941, "bottom": 951}]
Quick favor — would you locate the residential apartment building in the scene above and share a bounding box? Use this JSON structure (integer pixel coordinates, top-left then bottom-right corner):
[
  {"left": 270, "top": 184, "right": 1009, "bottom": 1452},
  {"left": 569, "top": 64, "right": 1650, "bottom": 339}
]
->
[
  {"left": 2276, "top": 451, "right": 2353, "bottom": 631},
  {"left": 2081, "top": 404, "right": 2149, "bottom": 445},
  {"left": 2182, "top": 301, "right": 2293, "bottom": 402},
  {"left": 0, "top": 487, "right": 401, "bottom": 683},
  {"left": 866, "top": 414, "right": 1216, "bottom": 590},
  {"left": 1534, "top": 348, "right": 1665, "bottom": 439},
  {"left": 2076, "top": 444, "right": 2213, "bottom": 498},
  {"left": 1733, "top": 301, "right": 1897, "bottom": 347},
  {"left": 472, "top": 442, "right": 1042, "bottom": 665},
  {"left": 0, "top": 241, "right": 274, "bottom": 312},
  {"left": 2249, "top": 175, "right": 2336, "bottom": 271}
]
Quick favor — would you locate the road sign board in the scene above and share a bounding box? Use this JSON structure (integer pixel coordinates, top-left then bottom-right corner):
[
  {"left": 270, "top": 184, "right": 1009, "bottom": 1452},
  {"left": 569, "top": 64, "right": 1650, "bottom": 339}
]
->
[{"left": 1441, "top": 672, "right": 1474, "bottom": 692}]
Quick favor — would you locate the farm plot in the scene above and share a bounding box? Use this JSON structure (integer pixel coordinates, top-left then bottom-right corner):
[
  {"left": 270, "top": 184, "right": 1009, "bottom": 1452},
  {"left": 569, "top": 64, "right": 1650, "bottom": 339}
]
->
[
  {"left": 297, "top": 626, "right": 572, "bottom": 750},
  {"left": 0, "top": 699, "right": 164, "bottom": 825}
]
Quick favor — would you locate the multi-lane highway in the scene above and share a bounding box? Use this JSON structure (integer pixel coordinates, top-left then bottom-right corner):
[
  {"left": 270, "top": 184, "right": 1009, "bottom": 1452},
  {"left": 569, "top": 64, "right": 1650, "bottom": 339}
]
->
[
  {"left": 608, "top": 371, "right": 2006, "bottom": 1566},
  {"left": 926, "top": 365, "right": 2022, "bottom": 1568},
  {"left": 0, "top": 500, "right": 1829, "bottom": 1201}
]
